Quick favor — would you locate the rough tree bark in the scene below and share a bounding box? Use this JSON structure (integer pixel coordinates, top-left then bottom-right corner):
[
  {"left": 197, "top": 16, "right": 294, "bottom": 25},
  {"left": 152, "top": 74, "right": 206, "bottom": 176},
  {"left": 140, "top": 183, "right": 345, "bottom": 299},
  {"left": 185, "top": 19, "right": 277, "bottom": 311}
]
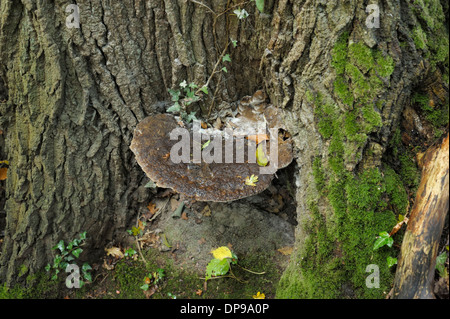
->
[{"left": 0, "top": 0, "right": 448, "bottom": 298}]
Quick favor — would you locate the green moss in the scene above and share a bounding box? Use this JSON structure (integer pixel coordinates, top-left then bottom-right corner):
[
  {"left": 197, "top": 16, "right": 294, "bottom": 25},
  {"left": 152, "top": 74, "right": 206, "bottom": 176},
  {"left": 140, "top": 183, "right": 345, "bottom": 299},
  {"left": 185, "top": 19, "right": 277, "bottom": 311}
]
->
[
  {"left": 384, "top": 166, "right": 409, "bottom": 215},
  {"left": 280, "top": 165, "right": 402, "bottom": 298},
  {"left": 334, "top": 76, "right": 354, "bottom": 106},
  {"left": 0, "top": 283, "right": 25, "bottom": 299},
  {"left": 315, "top": 101, "right": 338, "bottom": 139},
  {"left": 331, "top": 32, "right": 350, "bottom": 75},
  {"left": 348, "top": 42, "right": 375, "bottom": 74},
  {"left": 282, "top": 34, "right": 409, "bottom": 299},
  {"left": 412, "top": 93, "right": 449, "bottom": 129},
  {"left": 398, "top": 153, "right": 420, "bottom": 190},
  {"left": 410, "top": 0, "right": 449, "bottom": 69},
  {"left": 312, "top": 157, "right": 326, "bottom": 194},
  {"left": 374, "top": 51, "right": 395, "bottom": 78},
  {"left": 412, "top": 26, "right": 428, "bottom": 50}
]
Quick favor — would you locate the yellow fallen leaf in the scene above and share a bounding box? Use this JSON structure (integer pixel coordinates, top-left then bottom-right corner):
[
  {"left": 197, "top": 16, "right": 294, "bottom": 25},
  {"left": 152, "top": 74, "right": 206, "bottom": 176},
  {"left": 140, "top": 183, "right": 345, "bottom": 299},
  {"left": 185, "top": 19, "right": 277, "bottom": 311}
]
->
[
  {"left": 253, "top": 292, "right": 265, "bottom": 299},
  {"left": 277, "top": 246, "right": 294, "bottom": 256},
  {"left": 211, "top": 246, "right": 233, "bottom": 260},
  {"left": 244, "top": 174, "right": 258, "bottom": 186},
  {"left": 256, "top": 143, "right": 269, "bottom": 167},
  {"left": 105, "top": 247, "right": 124, "bottom": 259}
]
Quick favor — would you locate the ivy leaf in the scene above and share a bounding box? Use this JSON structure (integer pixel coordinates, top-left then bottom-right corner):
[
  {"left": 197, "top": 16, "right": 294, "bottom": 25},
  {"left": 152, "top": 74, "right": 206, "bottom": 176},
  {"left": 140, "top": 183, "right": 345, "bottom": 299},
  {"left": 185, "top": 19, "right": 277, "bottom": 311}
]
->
[
  {"left": 166, "top": 102, "right": 181, "bottom": 113},
  {"left": 387, "top": 256, "right": 398, "bottom": 268},
  {"left": 255, "top": 0, "right": 264, "bottom": 13},
  {"left": 83, "top": 272, "right": 92, "bottom": 283},
  {"left": 79, "top": 232, "right": 87, "bottom": 241},
  {"left": 184, "top": 111, "right": 197, "bottom": 123},
  {"left": 200, "top": 86, "right": 208, "bottom": 94},
  {"left": 188, "top": 82, "right": 198, "bottom": 90},
  {"left": 222, "top": 54, "right": 231, "bottom": 63},
  {"left": 205, "top": 258, "right": 230, "bottom": 280},
  {"left": 373, "top": 231, "right": 393, "bottom": 250},
  {"left": 168, "top": 89, "right": 181, "bottom": 102},
  {"left": 72, "top": 248, "right": 83, "bottom": 258},
  {"left": 221, "top": 67, "right": 228, "bottom": 73},
  {"left": 231, "top": 40, "right": 238, "bottom": 48},
  {"left": 233, "top": 8, "right": 249, "bottom": 20},
  {"left": 53, "top": 240, "right": 65, "bottom": 253}
]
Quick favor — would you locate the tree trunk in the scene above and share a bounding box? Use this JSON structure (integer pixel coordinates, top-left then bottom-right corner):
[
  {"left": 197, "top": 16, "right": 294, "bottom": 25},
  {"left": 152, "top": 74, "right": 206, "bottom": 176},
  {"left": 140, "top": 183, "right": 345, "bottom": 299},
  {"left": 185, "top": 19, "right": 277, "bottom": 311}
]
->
[
  {"left": 0, "top": 0, "right": 448, "bottom": 298},
  {"left": 0, "top": 0, "right": 268, "bottom": 286},
  {"left": 392, "top": 133, "right": 449, "bottom": 299}
]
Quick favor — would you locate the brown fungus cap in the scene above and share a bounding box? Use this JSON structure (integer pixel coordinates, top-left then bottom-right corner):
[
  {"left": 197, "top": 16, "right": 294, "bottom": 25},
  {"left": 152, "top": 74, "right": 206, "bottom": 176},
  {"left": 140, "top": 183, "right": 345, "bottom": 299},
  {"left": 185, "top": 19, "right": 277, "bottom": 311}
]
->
[{"left": 130, "top": 113, "right": 293, "bottom": 202}]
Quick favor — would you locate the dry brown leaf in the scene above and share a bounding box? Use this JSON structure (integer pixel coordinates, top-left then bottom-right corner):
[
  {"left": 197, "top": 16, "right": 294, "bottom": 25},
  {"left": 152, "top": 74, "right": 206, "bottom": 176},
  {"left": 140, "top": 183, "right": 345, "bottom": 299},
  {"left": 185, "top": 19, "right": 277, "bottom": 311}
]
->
[
  {"left": 201, "top": 121, "right": 207, "bottom": 129},
  {"left": 143, "top": 285, "right": 157, "bottom": 299},
  {"left": 277, "top": 246, "right": 294, "bottom": 256},
  {"left": 181, "top": 212, "right": 188, "bottom": 220},
  {"left": 105, "top": 246, "right": 124, "bottom": 259},
  {"left": 195, "top": 289, "right": 203, "bottom": 296},
  {"left": 389, "top": 217, "right": 409, "bottom": 237},
  {"left": 138, "top": 231, "right": 160, "bottom": 247},
  {"left": 103, "top": 259, "right": 114, "bottom": 270},
  {"left": 0, "top": 167, "right": 7, "bottom": 180},
  {"left": 246, "top": 134, "right": 269, "bottom": 144},
  {"left": 147, "top": 202, "right": 159, "bottom": 215}
]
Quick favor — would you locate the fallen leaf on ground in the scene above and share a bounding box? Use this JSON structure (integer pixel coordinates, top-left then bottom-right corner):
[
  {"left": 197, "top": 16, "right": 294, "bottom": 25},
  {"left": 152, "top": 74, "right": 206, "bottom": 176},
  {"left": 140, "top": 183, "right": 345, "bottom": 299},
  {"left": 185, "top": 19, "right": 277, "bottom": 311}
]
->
[
  {"left": 102, "top": 259, "right": 114, "bottom": 270},
  {"left": 277, "top": 246, "right": 293, "bottom": 256},
  {"left": 138, "top": 219, "right": 145, "bottom": 231},
  {"left": 143, "top": 285, "right": 158, "bottom": 299},
  {"left": 196, "top": 289, "right": 203, "bottom": 296},
  {"left": 105, "top": 247, "right": 124, "bottom": 259},
  {"left": 201, "top": 205, "right": 211, "bottom": 217},
  {"left": 138, "top": 231, "right": 160, "bottom": 248},
  {"left": 147, "top": 202, "right": 159, "bottom": 215},
  {"left": 247, "top": 134, "right": 269, "bottom": 144},
  {"left": 181, "top": 212, "right": 189, "bottom": 220},
  {"left": 244, "top": 174, "right": 258, "bottom": 186},
  {"left": 256, "top": 143, "right": 269, "bottom": 167},
  {"left": 253, "top": 292, "right": 265, "bottom": 299},
  {"left": 0, "top": 167, "right": 7, "bottom": 180},
  {"left": 211, "top": 246, "right": 233, "bottom": 260}
]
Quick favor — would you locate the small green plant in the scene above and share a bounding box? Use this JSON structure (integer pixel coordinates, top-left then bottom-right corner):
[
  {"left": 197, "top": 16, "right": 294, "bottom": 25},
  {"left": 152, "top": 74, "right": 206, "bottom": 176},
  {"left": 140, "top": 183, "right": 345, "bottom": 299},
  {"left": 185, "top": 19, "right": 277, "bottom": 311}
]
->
[
  {"left": 436, "top": 251, "right": 448, "bottom": 278},
  {"left": 373, "top": 231, "right": 398, "bottom": 268},
  {"left": 140, "top": 268, "right": 165, "bottom": 291},
  {"left": 373, "top": 231, "right": 393, "bottom": 250},
  {"left": 204, "top": 246, "right": 265, "bottom": 283},
  {"left": 387, "top": 256, "right": 398, "bottom": 268},
  {"left": 45, "top": 231, "right": 92, "bottom": 286},
  {"left": 166, "top": 80, "right": 204, "bottom": 123}
]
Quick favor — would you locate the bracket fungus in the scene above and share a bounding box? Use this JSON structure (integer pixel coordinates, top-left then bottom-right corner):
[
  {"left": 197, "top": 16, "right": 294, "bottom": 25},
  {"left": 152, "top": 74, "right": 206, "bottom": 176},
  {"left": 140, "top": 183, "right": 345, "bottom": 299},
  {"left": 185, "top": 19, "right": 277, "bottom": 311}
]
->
[{"left": 130, "top": 96, "right": 293, "bottom": 202}]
